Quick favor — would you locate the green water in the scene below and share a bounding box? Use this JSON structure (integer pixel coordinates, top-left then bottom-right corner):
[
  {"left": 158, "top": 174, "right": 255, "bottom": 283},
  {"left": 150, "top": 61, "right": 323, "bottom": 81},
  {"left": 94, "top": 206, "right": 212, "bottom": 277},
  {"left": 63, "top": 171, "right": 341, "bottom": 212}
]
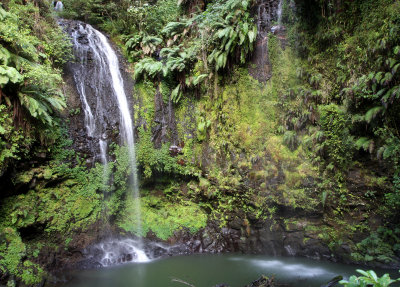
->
[{"left": 61, "top": 254, "right": 397, "bottom": 287}]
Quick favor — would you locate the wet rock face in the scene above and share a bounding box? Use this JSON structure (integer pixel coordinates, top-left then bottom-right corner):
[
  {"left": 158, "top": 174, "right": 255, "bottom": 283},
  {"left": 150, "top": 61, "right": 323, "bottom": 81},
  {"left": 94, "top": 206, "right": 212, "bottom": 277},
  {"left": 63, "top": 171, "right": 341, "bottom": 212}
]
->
[
  {"left": 151, "top": 89, "right": 179, "bottom": 148},
  {"left": 167, "top": 214, "right": 333, "bottom": 262},
  {"left": 60, "top": 20, "right": 134, "bottom": 164},
  {"left": 249, "top": 0, "right": 281, "bottom": 82}
]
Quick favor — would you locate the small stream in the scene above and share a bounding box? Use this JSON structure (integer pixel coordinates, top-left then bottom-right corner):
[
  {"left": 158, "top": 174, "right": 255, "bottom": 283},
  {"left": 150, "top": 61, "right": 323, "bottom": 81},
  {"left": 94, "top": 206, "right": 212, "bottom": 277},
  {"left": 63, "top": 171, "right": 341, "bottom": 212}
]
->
[{"left": 59, "top": 254, "right": 397, "bottom": 287}]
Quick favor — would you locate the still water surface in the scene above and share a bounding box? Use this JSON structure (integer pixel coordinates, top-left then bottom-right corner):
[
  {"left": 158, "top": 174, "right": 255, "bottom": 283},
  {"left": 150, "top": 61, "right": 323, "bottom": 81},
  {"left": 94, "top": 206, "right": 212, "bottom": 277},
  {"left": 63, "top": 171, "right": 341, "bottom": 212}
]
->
[{"left": 62, "top": 254, "right": 397, "bottom": 287}]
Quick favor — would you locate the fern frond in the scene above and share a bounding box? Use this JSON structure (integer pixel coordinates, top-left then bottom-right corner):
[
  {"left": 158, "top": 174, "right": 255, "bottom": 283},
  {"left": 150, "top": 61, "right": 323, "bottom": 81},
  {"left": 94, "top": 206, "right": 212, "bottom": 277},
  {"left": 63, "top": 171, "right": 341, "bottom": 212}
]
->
[{"left": 364, "top": 106, "right": 384, "bottom": 123}]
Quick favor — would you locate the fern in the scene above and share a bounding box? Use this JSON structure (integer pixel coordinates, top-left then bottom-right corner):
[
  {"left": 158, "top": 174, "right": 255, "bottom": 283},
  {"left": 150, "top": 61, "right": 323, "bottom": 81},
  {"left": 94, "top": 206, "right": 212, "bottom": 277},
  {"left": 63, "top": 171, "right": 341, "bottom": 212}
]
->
[
  {"left": 134, "top": 57, "right": 163, "bottom": 80},
  {"left": 205, "top": 0, "right": 257, "bottom": 71},
  {"left": 162, "top": 21, "right": 189, "bottom": 38},
  {"left": 0, "top": 5, "right": 68, "bottom": 130},
  {"left": 283, "top": 131, "right": 298, "bottom": 151},
  {"left": 160, "top": 45, "right": 182, "bottom": 58},
  {"left": 0, "top": 65, "right": 23, "bottom": 87},
  {"left": 140, "top": 35, "right": 163, "bottom": 55},
  {"left": 355, "top": 137, "right": 374, "bottom": 153},
  {"left": 125, "top": 34, "right": 142, "bottom": 51},
  {"left": 364, "top": 106, "right": 384, "bottom": 123},
  {"left": 170, "top": 84, "right": 182, "bottom": 104},
  {"left": 191, "top": 74, "right": 208, "bottom": 86},
  {"left": 163, "top": 57, "right": 186, "bottom": 76},
  {"left": 17, "top": 87, "right": 66, "bottom": 126}
]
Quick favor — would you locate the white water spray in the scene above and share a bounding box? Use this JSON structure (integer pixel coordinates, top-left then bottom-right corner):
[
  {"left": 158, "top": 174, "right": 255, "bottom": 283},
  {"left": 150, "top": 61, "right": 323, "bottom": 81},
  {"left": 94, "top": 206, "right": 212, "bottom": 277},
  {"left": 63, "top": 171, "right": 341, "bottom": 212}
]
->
[
  {"left": 97, "top": 239, "right": 150, "bottom": 266},
  {"left": 92, "top": 28, "right": 145, "bottom": 247},
  {"left": 68, "top": 21, "right": 148, "bottom": 263}
]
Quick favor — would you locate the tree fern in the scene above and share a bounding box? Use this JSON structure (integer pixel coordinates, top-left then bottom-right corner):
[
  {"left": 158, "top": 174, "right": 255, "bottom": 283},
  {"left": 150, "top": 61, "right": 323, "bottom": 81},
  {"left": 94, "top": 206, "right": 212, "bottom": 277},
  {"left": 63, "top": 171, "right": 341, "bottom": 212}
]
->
[
  {"left": 163, "top": 57, "right": 186, "bottom": 76},
  {"left": 134, "top": 57, "right": 163, "bottom": 80},
  {"left": 160, "top": 45, "right": 182, "bottom": 58},
  {"left": 140, "top": 35, "right": 163, "bottom": 56},
  {"left": 191, "top": 74, "right": 208, "bottom": 86},
  {"left": 0, "top": 5, "right": 68, "bottom": 129},
  {"left": 162, "top": 21, "right": 190, "bottom": 38}
]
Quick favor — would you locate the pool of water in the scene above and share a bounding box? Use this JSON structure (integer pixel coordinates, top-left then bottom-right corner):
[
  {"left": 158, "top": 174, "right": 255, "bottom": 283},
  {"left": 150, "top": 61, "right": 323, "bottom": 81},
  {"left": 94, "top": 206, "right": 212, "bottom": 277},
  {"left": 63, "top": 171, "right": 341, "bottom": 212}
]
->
[{"left": 60, "top": 254, "right": 397, "bottom": 287}]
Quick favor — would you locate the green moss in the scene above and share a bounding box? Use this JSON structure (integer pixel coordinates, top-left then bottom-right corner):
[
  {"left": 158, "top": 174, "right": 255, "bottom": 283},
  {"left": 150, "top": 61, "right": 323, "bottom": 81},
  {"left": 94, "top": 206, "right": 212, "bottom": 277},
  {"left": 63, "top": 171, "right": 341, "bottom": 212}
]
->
[
  {"left": 43, "top": 168, "right": 53, "bottom": 180},
  {"left": 209, "top": 68, "right": 276, "bottom": 154},
  {"left": 0, "top": 228, "right": 45, "bottom": 285},
  {"left": 134, "top": 80, "right": 156, "bottom": 128},
  {"left": 0, "top": 161, "right": 107, "bottom": 234},
  {"left": 175, "top": 98, "right": 197, "bottom": 140},
  {"left": 0, "top": 228, "right": 25, "bottom": 276},
  {"left": 14, "top": 170, "right": 35, "bottom": 185},
  {"left": 20, "top": 260, "right": 44, "bottom": 285},
  {"left": 118, "top": 195, "right": 207, "bottom": 240},
  {"left": 136, "top": 127, "right": 198, "bottom": 179}
]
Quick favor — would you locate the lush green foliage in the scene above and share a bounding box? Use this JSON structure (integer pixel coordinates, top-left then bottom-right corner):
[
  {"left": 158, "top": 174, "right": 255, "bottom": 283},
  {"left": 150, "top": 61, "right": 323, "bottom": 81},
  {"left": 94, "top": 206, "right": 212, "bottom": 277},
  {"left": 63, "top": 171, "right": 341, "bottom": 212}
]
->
[
  {"left": 136, "top": 127, "right": 198, "bottom": 179},
  {"left": 340, "top": 269, "right": 400, "bottom": 287},
  {"left": 0, "top": 105, "right": 33, "bottom": 176},
  {"left": 0, "top": 3, "right": 70, "bottom": 125},
  {"left": 0, "top": 228, "right": 45, "bottom": 285},
  {"left": 293, "top": 0, "right": 400, "bottom": 173},
  {"left": 350, "top": 227, "right": 400, "bottom": 264},
  {"left": 118, "top": 193, "right": 207, "bottom": 240},
  {"left": 318, "top": 104, "right": 352, "bottom": 173},
  {"left": 277, "top": 0, "right": 400, "bottom": 263},
  {"left": 126, "top": 0, "right": 257, "bottom": 103},
  {"left": 2, "top": 0, "right": 400, "bottom": 284},
  {"left": 200, "top": 0, "right": 257, "bottom": 70},
  {"left": 0, "top": 1, "right": 71, "bottom": 174}
]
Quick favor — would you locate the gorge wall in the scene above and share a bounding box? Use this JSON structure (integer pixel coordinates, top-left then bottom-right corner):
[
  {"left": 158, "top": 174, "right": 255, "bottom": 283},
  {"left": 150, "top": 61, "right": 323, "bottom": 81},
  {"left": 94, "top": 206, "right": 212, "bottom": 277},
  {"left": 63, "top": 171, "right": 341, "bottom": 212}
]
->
[
  {"left": 60, "top": 0, "right": 399, "bottom": 271},
  {"left": 1, "top": 0, "right": 400, "bottom": 286}
]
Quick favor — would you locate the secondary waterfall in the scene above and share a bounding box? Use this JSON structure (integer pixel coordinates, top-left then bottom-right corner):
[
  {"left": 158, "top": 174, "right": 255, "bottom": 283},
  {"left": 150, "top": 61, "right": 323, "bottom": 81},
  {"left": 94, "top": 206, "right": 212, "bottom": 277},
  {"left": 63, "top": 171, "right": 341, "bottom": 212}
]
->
[
  {"left": 65, "top": 21, "right": 148, "bottom": 264},
  {"left": 277, "top": 0, "right": 283, "bottom": 25}
]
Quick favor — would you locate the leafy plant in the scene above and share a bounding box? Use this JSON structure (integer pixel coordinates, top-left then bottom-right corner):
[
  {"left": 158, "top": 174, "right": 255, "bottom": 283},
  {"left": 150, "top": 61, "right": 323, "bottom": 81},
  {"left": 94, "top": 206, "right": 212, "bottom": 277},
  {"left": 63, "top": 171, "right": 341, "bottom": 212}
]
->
[
  {"left": 141, "top": 35, "right": 163, "bottom": 56},
  {"left": 283, "top": 130, "right": 298, "bottom": 151},
  {"left": 134, "top": 57, "right": 163, "bottom": 80},
  {"left": 203, "top": 0, "right": 257, "bottom": 71},
  {"left": 0, "top": 4, "right": 69, "bottom": 128},
  {"left": 340, "top": 269, "right": 400, "bottom": 287},
  {"left": 318, "top": 104, "right": 352, "bottom": 171},
  {"left": 197, "top": 116, "right": 211, "bottom": 141}
]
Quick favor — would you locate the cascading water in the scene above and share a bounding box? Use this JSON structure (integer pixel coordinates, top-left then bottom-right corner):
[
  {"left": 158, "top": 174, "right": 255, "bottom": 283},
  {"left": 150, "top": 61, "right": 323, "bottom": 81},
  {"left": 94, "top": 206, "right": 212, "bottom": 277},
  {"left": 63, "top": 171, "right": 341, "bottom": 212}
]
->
[
  {"left": 64, "top": 21, "right": 148, "bottom": 265},
  {"left": 92, "top": 28, "right": 144, "bottom": 243},
  {"left": 69, "top": 23, "right": 112, "bottom": 164},
  {"left": 250, "top": 0, "right": 283, "bottom": 82},
  {"left": 277, "top": 0, "right": 283, "bottom": 25}
]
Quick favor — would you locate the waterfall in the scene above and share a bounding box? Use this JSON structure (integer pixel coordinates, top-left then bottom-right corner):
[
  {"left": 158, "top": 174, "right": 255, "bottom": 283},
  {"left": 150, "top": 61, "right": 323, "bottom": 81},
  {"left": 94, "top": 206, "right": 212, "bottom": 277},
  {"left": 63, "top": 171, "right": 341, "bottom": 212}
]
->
[
  {"left": 70, "top": 24, "right": 111, "bottom": 164},
  {"left": 277, "top": 0, "right": 283, "bottom": 25},
  {"left": 65, "top": 21, "right": 148, "bottom": 264}
]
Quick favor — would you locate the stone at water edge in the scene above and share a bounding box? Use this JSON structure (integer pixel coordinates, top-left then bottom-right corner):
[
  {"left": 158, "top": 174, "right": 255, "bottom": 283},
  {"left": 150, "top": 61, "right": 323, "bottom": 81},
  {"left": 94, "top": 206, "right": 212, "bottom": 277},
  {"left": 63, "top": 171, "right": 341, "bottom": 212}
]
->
[
  {"left": 212, "top": 276, "right": 276, "bottom": 287},
  {"left": 320, "top": 275, "right": 343, "bottom": 287},
  {"left": 245, "top": 276, "right": 276, "bottom": 287}
]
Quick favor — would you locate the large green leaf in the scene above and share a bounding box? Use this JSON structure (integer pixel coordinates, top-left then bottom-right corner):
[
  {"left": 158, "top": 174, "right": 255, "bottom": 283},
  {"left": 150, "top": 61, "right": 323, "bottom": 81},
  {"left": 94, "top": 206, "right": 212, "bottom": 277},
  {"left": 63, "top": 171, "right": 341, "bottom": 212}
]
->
[
  {"left": 0, "top": 65, "right": 23, "bottom": 87},
  {"left": 0, "top": 7, "right": 10, "bottom": 21},
  {"left": 192, "top": 74, "right": 208, "bottom": 85},
  {"left": 248, "top": 26, "right": 257, "bottom": 43},
  {"left": 364, "top": 106, "right": 384, "bottom": 123},
  {"left": 0, "top": 46, "right": 11, "bottom": 65},
  {"left": 171, "top": 84, "right": 182, "bottom": 104}
]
